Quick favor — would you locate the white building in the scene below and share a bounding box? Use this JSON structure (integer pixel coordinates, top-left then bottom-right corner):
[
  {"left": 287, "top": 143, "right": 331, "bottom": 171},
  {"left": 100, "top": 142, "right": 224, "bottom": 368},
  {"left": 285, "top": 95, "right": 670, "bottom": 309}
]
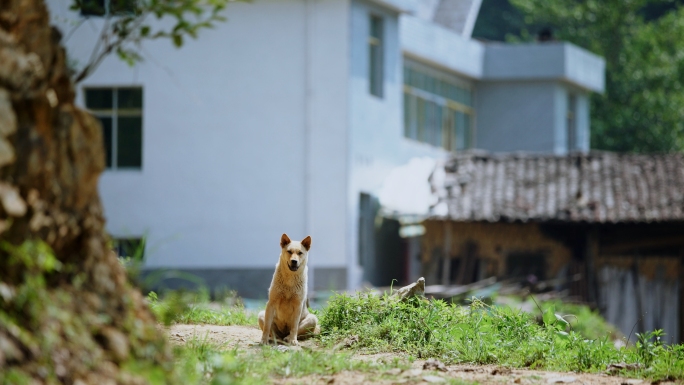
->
[{"left": 47, "top": 0, "right": 605, "bottom": 297}]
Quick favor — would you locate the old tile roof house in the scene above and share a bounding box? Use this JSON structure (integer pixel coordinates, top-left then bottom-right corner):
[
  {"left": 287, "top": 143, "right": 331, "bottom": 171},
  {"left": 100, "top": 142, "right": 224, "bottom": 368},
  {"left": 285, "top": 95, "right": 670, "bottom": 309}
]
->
[{"left": 418, "top": 151, "right": 684, "bottom": 343}]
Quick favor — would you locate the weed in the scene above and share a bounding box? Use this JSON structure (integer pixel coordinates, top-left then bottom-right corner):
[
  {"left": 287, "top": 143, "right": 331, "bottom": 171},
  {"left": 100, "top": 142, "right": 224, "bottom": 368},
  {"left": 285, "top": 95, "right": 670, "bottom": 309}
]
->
[{"left": 318, "top": 291, "right": 684, "bottom": 381}]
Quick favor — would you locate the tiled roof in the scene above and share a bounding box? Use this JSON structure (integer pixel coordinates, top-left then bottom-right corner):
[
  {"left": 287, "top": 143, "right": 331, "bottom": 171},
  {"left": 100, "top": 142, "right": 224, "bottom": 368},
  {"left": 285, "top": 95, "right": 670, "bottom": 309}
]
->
[{"left": 429, "top": 151, "right": 684, "bottom": 223}]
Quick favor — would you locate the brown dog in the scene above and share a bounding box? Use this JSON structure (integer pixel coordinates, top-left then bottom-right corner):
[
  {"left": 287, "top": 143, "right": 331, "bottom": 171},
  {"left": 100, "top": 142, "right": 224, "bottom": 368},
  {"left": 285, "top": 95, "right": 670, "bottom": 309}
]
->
[{"left": 258, "top": 234, "right": 319, "bottom": 345}]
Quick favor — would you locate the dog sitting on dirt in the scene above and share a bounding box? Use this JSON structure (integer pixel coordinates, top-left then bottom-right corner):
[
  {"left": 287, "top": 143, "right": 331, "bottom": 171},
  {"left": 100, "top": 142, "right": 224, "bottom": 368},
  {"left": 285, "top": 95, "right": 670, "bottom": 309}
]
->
[{"left": 259, "top": 234, "right": 320, "bottom": 345}]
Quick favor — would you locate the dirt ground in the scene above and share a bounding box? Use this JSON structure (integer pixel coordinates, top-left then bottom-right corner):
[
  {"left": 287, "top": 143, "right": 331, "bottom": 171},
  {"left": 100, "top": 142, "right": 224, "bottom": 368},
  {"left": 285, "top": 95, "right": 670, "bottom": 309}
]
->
[{"left": 163, "top": 325, "right": 676, "bottom": 385}]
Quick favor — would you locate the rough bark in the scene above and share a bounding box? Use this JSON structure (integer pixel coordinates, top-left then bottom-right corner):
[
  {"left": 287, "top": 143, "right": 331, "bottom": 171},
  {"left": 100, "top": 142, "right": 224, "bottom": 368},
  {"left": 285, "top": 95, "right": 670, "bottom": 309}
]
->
[{"left": 0, "top": 1, "right": 176, "bottom": 383}]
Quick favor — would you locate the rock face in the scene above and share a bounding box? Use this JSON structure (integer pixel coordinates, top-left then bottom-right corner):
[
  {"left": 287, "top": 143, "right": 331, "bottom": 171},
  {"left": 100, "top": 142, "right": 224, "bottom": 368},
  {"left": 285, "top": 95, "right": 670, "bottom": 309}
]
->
[{"left": 0, "top": 1, "right": 176, "bottom": 383}]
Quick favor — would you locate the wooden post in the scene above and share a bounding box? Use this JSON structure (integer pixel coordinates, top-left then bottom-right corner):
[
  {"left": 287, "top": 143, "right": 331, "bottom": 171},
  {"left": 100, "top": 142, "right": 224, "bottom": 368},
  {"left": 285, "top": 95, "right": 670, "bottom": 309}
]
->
[{"left": 441, "top": 221, "right": 452, "bottom": 285}]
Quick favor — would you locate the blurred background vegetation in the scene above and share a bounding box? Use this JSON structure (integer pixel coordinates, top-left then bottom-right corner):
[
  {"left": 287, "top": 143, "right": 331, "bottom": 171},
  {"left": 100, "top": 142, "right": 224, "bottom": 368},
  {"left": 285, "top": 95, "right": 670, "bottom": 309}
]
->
[{"left": 473, "top": 0, "right": 684, "bottom": 153}]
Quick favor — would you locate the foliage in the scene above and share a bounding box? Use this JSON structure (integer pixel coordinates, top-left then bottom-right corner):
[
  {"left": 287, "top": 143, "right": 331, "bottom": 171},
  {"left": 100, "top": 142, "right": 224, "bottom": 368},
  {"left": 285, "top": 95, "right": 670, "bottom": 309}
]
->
[
  {"left": 68, "top": 0, "right": 246, "bottom": 82},
  {"left": 506, "top": 0, "right": 684, "bottom": 153},
  {"left": 318, "top": 292, "right": 684, "bottom": 381},
  {"left": 0, "top": 241, "right": 176, "bottom": 384},
  {"left": 495, "top": 297, "right": 623, "bottom": 341},
  {"left": 541, "top": 299, "right": 622, "bottom": 342}
]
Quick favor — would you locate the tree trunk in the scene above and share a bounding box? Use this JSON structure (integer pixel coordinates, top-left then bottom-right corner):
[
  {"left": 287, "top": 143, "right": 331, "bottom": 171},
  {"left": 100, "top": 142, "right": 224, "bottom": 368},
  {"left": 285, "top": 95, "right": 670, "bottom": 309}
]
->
[{"left": 0, "top": 1, "right": 176, "bottom": 383}]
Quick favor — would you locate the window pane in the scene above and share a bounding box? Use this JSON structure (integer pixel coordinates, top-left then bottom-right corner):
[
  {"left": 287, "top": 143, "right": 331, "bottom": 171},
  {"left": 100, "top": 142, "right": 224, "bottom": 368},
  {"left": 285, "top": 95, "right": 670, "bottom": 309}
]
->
[
  {"left": 432, "top": 102, "right": 443, "bottom": 147},
  {"left": 369, "top": 44, "right": 382, "bottom": 97},
  {"left": 455, "top": 112, "right": 472, "bottom": 151},
  {"left": 463, "top": 113, "right": 471, "bottom": 149},
  {"left": 403, "top": 92, "right": 410, "bottom": 138},
  {"left": 406, "top": 94, "right": 418, "bottom": 140},
  {"left": 442, "top": 108, "right": 452, "bottom": 151},
  {"left": 457, "top": 88, "right": 466, "bottom": 105},
  {"left": 85, "top": 88, "right": 113, "bottom": 109},
  {"left": 369, "top": 15, "right": 383, "bottom": 97},
  {"left": 456, "top": 111, "right": 466, "bottom": 151},
  {"left": 118, "top": 88, "right": 143, "bottom": 109},
  {"left": 425, "top": 101, "right": 433, "bottom": 145},
  {"left": 417, "top": 98, "right": 426, "bottom": 142},
  {"left": 97, "top": 116, "right": 113, "bottom": 168},
  {"left": 80, "top": 0, "right": 105, "bottom": 16},
  {"left": 450, "top": 110, "right": 458, "bottom": 151},
  {"left": 370, "top": 15, "right": 382, "bottom": 39},
  {"left": 117, "top": 116, "right": 142, "bottom": 168},
  {"left": 410, "top": 68, "right": 418, "bottom": 88}
]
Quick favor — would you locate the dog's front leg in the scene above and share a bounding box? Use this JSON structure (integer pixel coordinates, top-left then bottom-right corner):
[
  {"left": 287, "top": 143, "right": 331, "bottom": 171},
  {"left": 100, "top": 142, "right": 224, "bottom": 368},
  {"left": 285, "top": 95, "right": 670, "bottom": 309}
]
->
[
  {"left": 285, "top": 301, "right": 304, "bottom": 346},
  {"left": 260, "top": 302, "right": 276, "bottom": 345}
]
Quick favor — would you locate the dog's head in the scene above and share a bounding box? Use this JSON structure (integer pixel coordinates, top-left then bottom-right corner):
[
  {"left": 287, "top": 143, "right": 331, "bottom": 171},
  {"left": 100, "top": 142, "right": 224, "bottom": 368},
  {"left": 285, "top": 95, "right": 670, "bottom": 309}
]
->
[{"left": 279, "top": 233, "right": 311, "bottom": 272}]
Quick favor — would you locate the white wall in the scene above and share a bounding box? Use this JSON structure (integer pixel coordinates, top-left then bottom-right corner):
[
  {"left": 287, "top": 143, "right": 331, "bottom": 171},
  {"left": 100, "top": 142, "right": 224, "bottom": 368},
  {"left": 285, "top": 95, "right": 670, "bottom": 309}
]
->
[
  {"left": 475, "top": 81, "right": 561, "bottom": 153},
  {"left": 348, "top": 0, "right": 450, "bottom": 288},
  {"left": 475, "top": 81, "right": 592, "bottom": 154},
  {"left": 47, "top": 0, "right": 349, "bottom": 276},
  {"left": 483, "top": 42, "right": 605, "bottom": 93},
  {"left": 305, "top": 0, "right": 351, "bottom": 274}
]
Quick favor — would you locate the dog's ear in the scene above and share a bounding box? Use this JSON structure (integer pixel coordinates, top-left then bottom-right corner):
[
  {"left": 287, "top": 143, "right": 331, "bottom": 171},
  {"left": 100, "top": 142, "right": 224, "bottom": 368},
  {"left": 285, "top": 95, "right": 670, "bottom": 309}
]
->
[
  {"left": 280, "top": 234, "right": 291, "bottom": 248},
  {"left": 301, "top": 236, "right": 312, "bottom": 251}
]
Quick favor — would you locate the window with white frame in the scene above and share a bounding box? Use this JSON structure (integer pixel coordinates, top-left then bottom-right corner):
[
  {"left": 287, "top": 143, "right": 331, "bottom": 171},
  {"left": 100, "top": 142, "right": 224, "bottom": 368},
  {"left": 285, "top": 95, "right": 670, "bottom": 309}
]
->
[
  {"left": 368, "top": 15, "right": 384, "bottom": 98},
  {"left": 85, "top": 87, "right": 143, "bottom": 170},
  {"left": 79, "top": 0, "right": 136, "bottom": 16},
  {"left": 403, "top": 60, "right": 474, "bottom": 152}
]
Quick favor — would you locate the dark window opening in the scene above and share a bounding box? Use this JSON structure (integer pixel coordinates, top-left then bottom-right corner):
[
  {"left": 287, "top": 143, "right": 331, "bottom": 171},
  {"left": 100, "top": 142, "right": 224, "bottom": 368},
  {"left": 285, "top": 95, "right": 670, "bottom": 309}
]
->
[
  {"left": 368, "top": 15, "right": 384, "bottom": 98},
  {"left": 358, "top": 193, "right": 376, "bottom": 267},
  {"left": 85, "top": 87, "right": 143, "bottom": 170}
]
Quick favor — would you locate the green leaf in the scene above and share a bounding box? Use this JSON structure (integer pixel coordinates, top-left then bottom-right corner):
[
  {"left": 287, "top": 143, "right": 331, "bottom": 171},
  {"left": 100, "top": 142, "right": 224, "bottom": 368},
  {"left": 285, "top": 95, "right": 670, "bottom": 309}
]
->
[
  {"left": 556, "top": 331, "right": 570, "bottom": 340},
  {"left": 173, "top": 34, "right": 183, "bottom": 47},
  {"left": 543, "top": 306, "right": 556, "bottom": 327},
  {"left": 555, "top": 313, "right": 569, "bottom": 328}
]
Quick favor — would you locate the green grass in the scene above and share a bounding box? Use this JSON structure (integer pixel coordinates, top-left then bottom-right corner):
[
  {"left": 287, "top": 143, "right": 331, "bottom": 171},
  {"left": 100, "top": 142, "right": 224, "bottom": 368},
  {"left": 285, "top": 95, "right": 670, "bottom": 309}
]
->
[
  {"left": 150, "top": 288, "right": 682, "bottom": 383},
  {"left": 541, "top": 299, "right": 623, "bottom": 341},
  {"left": 172, "top": 335, "right": 417, "bottom": 385},
  {"left": 317, "top": 292, "right": 684, "bottom": 382},
  {"left": 148, "top": 290, "right": 257, "bottom": 326},
  {"left": 495, "top": 296, "right": 624, "bottom": 341}
]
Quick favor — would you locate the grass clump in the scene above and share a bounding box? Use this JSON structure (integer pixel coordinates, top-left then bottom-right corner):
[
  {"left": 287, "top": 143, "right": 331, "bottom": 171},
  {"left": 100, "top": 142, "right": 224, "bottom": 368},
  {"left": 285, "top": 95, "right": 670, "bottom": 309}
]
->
[
  {"left": 318, "top": 292, "right": 684, "bottom": 381},
  {"left": 531, "top": 299, "right": 623, "bottom": 341},
  {"left": 148, "top": 290, "right": 257, "bottom": 327}
]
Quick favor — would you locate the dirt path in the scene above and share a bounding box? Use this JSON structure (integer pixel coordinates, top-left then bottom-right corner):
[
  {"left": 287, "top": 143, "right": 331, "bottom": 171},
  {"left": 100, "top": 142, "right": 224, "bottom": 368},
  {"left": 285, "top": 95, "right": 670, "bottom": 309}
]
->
[
  {"left": 163, "top": 325, "right": 673, "bottom": 385},
  {"left": 165, "top": 324, "right": 263, "bottom": 350}
]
